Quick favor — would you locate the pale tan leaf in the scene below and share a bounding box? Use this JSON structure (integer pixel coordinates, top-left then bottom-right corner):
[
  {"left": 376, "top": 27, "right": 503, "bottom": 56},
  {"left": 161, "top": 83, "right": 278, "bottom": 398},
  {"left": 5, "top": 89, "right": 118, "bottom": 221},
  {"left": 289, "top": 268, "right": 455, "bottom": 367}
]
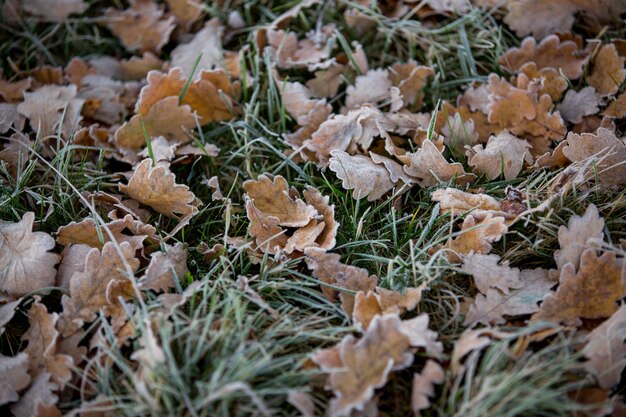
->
[
  {"left": 462, "top": 254, "right": 523, "bottom": 294},
  {"left": 353, "top": 286, "right": 426, "bottom": 331},
  {"left": 441, "top": 113, "right": 480, "bottom": 150},
  {"left": 403, "top": 140, "right": 476, "bottom": 187},
  {"left": 467, "top": 131, "right": 533, "bottom": 180},
  {"left": 515, "top": 62, "right": 568, "bottom": 101},
  {"left": 554, "top": 204, "right": 605, "bottom": 271},
  {"left": 329, "top": 150, "right": 395, "bottom": 201},
  {"left": 0, "top": 353, "right": 30, "bottom": 406},
  {"left": 443, "top": 213, "right": 508, "bottom": 262},
  {"left": 138, "top": 243, "right": 189, "bottom": 292},
  {"left": 0, "top": 298, "right": 21, "bottom": 334},
  {"left": 166, "top": 0, "right": 202, "bottom": 31},
  {"left": 10, "top": 372, "right": 59, "bottom": 417},
  {"left": 412, "top": 360, "right": 445, "bottom": 416},
  {"left": 170, "top": 19, "right": 224, "bottom": 77},
  {"left": 303, "top": 186, "right": 338, "bottom": 251},
  {"left": 389, "top": 61, "right": 434, "bottom": 108},
  {"left": 345, "top": 69, "right": 392, "bottom": 110},
  {"left": 602, "top": 92, "right": 626, "bottom": 118},
  {"left": 431, "top": 187, "right": 501, "bottom": 215},
  {"left": 557, "top": 87, "right": 602, "bottom": 124},
  {"left": 0, "top": 212, "right": 59, "bottom": 297},
  {"left": 22, "top": 0, "right": 87, "bottom": 21},
  {"left": 587, "top": 44, "right": 626, "bottom": 97},
  {"left": 245, "top": 198, "right": 288, "bottom": 255}
]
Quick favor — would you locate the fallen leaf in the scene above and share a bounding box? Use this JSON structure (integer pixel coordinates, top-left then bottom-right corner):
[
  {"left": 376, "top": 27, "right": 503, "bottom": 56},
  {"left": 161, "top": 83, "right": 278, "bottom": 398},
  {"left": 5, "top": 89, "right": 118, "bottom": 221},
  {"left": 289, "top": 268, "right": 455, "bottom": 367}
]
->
[
  {"left": 329, "top": 150, "right": 396, "bottom": 201},
  {"left": 515, "top": 62, "right": 568, "bottom": 101},
  {"left": 0, "top": 212, "right": 59, "bottom": 297},
  {"left": 466, "top": 131, "right": 533, "bottom": 180},
  {"left": 557, "top": 87, "right": 602, "bottom": 124},
  {"left": 602, "top": 92, "right": 626, "bottom": 118},
  {"left": 499, "top": 35, "right": 588, "bottom": 79},
  {"left": 353, "top": 286, "right": 426, "bottom": 330},
  {"left": 441, "top": 112, "right": 480, "bottom": 150},
  {"left": 166, "top": 0, "right": 202, "bottom": 30},
  {"left": 119, "top": 158, "right": 201, "bottom": 219},
  {"left": 562, "top": 128, "right": 626, "bottom": 188},
  {"left": 586, "top": 44, "right": 626, "bottom": 97},
  {"left": 0, "top": 77, "right": 31, "bottom": 102},
  {"left": 287, "top": 391, "right": 315, "bottom": 417},
  {"left": 582, "top": 304, "right": 626, "bottom": 389},
  {"left": 431, "top": 188, "right": 501, "bottom": 215},
  {"left": 22, "top": 0, "right": 88, "bottom": 21},
  {"left": 345, "top": 69, "right": 392, "bottom": 110},
  {"left": 404, "top": 140, "right": 476, "bottom": 187},
  {"left": 462, "top": 254, "right": 524, "bottom": 294},
  {"left": 10, "top": 372, "right": 59, "bottom": 417},
  {"left": 265, "top": 25, "right": 335, "bottom": 69},
  {"left": 389, "top": 61, "right": 435, "bottom": 108},
  {"left": 138, "top": 243, "right": 189, "bottom": 292},
  {"left": 170, "top": 19, "right": 224, "bottom": 77},
  {"left": 442, "top": 213, "right": 508, "bottom": 262},
  {"left": 554, "top": 204, "right": 605, "bottom": 271},
  {"left": 105, "top": 0, "right": 175, "bottom": 53},
  {"left": 412, "top": 360, "right": 445, "bottom": 416},
  {"left": 532, "top": 249, "right": 626, "bottom": 326},
  {"left": 0, "top": 298, "right": 21, "bottom": 334},
  {"left": 0, "top": 353, "right": 30, "bottom": 406}
]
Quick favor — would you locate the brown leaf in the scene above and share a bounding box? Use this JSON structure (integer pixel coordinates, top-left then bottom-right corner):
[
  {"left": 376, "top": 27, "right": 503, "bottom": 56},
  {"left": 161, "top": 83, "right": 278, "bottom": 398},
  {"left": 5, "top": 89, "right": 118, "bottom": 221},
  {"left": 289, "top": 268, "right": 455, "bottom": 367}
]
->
[
  {"left": 22, "top": 0, "right": 87, "bottom": 21},
  {"left": 442, "top": 213, "right": 508, "bottom": 262},
  {"left": 465, "top": 268, "right": 555, "bottom": 326},
  {"left": 390, "top": 62, "right": 434, "bottom": 109},
  {"left": 105, "top": 0, "right": 175, "bottom": 53},
  {"left": 119, "top": 159, "right": 200, "bottom": 219},
  {"left": 602, "top": 92, "right": 626, "bottom": 118},
  {"left": 264, "top": 25, "right": 335, "bottom": 69},
  {"left": 0, "top": 77, "right": 31, "bottom": 102},
  {"left": 515, "top": 62, "right": 568, "bottom": 101},
  {"left": 467, "top": 131, "right": 533, "bottom": 180},
  {"left": 554, "top": 204, "right": 605, "bottom": 271},
  {"left": 170, "top": 19, "right": 224, "bottom": 77},
  {"left": 562, "top": 128, "right": 626, "bottom": 188},
  {"left": 329, "top": 151, "right": 396, "bottom": 201},
  {"left": 0, "top": 298, "right": 21, "bottom": 334},
  {"left": 0, "top": 103, "right": 26, "bottom": 134},
  {"left": 404, "top": 140, "right": 476, "bottom": 187},
  {"left": 582, "top": 304, "right": 626, "bottom": 390},
  {"left": 0, "top": 353, "right": 30, "bottom": 406},
  {"left": 0, "top": 212, "right": 59, "bottom": 297},
  {"left": 10, "top": 372, "right": 59, "bottom": 417},
  {"left": 431, "top": 187, "right": 501, "bottom": 215},
  {"left": 412, "top": 360, "right": 445, "bottom": 416},
  {"left": 587, "top": 44, "right": 626, "bottom": 97},
  {"left": 499, "top": 35, "right": 588, "bottom": 79},
  {"left": 22, "top": 299, "right": 73, "bottom": 388},
  {"left": 532, "top": 249, "right": 626, "bottom": 326},
  {"left": 312, "top": 314, "right": 440, "bottom": 417},
  {"left": 557, "top": 87, "right": 603, "bottom": 124},
  {"left": 353, "top": 286, "right": 426, "bottom": 331},
  {"left": 60, "top": 241, "right": 139, "bottom": 336},
  {"left": 462, "top": 254, "right": 524, "bottom": 294},
  {"left": 166, "top": 0, "right": 202, "bottom": 31},
  {"left": 441, "top": 113, "right": 480, "bottom": 150},
  {"left": 17, "top": 84, "right": 84, "bottom": 138},
  {"left": 138, "top": 243, "right": 189, "bottom": 292},
  {"left": 345, "top": 69, "right": 392, "bottom": 110}
]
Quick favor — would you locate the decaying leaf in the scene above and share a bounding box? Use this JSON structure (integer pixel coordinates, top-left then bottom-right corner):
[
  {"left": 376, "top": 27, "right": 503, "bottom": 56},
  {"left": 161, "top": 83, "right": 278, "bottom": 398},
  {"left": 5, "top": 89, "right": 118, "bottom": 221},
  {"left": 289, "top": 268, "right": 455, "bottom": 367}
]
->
[
  {"left": 312, "top": 314, "right": 441, "bottom": 417},
  {"left": 586, "top": 44, "right": 625, "bottom": 97},
  {"left": 119, "top": 159, "right": 200, "bottom": 219},
  {"left": 554, "top": 204, "right": 604, "bottom": 271},
  {"left": 462, "top": 254, "right": 524, "bottom": 294},
  {"left": 431, "top": 188, "right": 501, "bottom": 215},
  {"left": 10, "top": 372, "right": 59, "bottom": 417},
  {"left": 562, "top": 128, "right": 626, "bottom": 188},
  {"left": 532, "top": 249, "right": 626, "bottom": 326},
  {"left": 0, "top": 353, "right": 30, "bottom": 406},
  {"left": 404, "top": 140, "right": 476, "bottom": 187},
  {"left": 467, "top": 131, "right": 533, "bottom": 180},
  {"left": 22, "top": 0, "right": 88, "bottom": 21},
  {"left": 352, "top": 286, "right": 426, "bottom": 331},
  {"left": 166, "top": 0, "right": 202, "bottom": 31},
  {"left": 138, "top": 243, "right": 189, "bottom": 292},
  {"left": 602, "top": 92, "right": 626, "bottom": 118},
  {"left": 170, "top": 19, "right": 224, "bottom": 77},
  {"left": 441, "top": 213, "right": 508, "bottom": 262},
  {"left": 0, "top": 212, "right": 60, "bottom": 297},
  {"left": 412, "top": 360, "right": 445, "bottom": 416},
  {"left": 329, "top": 150, "right": 396, "bottom": 201},
  {"left": 557, "top": 87, "right": 602, "bottom": 124},
  {"left": 582, "top": 304, "right": 626, "bottom": 389}
]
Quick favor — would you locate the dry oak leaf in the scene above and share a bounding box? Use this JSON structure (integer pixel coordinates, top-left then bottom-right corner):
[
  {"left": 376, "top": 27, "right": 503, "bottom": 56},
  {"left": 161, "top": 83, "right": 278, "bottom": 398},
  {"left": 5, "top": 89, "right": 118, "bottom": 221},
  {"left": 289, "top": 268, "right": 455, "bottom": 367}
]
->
[
  {"left": 60, "top": 241, "right": 139, "bottom": 336},
  {"left": 441, "top": 112, "right": 480, "bottom": 151},
  {"left": 305, "top": 106, "right": 389, "bottom": 167},
  {"left": 105, "top": 0, "right": 175, "bottom": 54},
  {"left": 0, "top": 298, "right": 21, "bottom": 334},
  {"left": 10, "top": 372, "right": 59, "bottom": 417},
  {"left": 462, "top": 253, "right": 524, "bottom": 295},
  {"left": 345, "top": 69, "right": 393, "bottom": 110},
  {"left": 504, "top": 0, "right": 626, "bottom": 39},
  {"left": 602, "top": 92, "right": 626, "bottom": 118},
  {"left": 304, "top": 248, "right": 377, "bottom": 316},
  {"left": 245, "top": 198, "right": 288, "bottom": 255},
  {"left": 0, "top": 353, "right": 30, "bottom": 406},
  {"left": 532, "top": 249, "right": 626, "bottom": 326},
  {"left": 56, "top": 244, "right": 92, "bottom": 290},
  {"left": 441, "top": 213, "right": 508, "bottom": 263},
  {"left": 22, "top": 0, "right": 88, "bottom": 21},
  {"left": 554, "top": 204, "right": 605, "bottom": 271},
  {"left": 119, "top": 158, "right": 200, "bottom": 219},
  {"left": 17, "top": 84, "right": 84, "bottom": 138},
  {"left": 465, "top": 268, "right": 555, "bottom": 326},
  {"left": 353, "top": 286, "right": 426, "bottom": 331},
  {"left": 450, "top": 327, "right": 508, "bottom": 374},
  {"left": 138, "top": 242, "right": 189, "bottom": 292},
  {"left": 170, "top": 19, "right": 224, "bottom": 77},
  {"left": 557, "top": 87, "right": 602, "bottom": 124},
  {"left": 137, "top": 68, "right": 239, "bottom": 124},
  {"left": 243, "top": 174, "right": 317, "bottom": 228},
  {"left": 22, "top": 299, "right": 73, "bottom": 388},
  {"left": 329, "top": 150, "right": 396, "bottom": 201},
  {"left": 467, "top": 131, "right": 533, "bottom": 180},
  {"left": 499, "top": 35, "right": 588, "bottom": 80},
  {"left": 438, "top": 101, "right": 496, "bottom": 143},
  {"left": 515, "top": 62, "right": 568, "bottom": 101},
  {"left": 403, "top": 139, "right": 476, "bottom": 187},
  {"left": 582, "top": 304, "right": 626, "bottom": 390},
  {"left": 114, "top": 96, "right": 197, "bottom": 152},
  {"left": 0, "top": 212, "right": 60, "bottom": 297},
  {"left": 312, "top": 314, "right": 441, "bottom": 417},
  {"left": 0, "top": 77, "right": 31, "bottom": 102},
  {"left": 431, "top": 187, "right": 501, "bottom": 215},
  {"left": 586, "top": 44, "right": 626, "bottom": 97},
  {"left": 412, "top": 360, "right": 445, "bottom": 416},
  {"left": 166, "top": 0, "right": 202, "bottom": 31},
  {"left": 264, "top": 25, "right": 335, "bottom": 70},
  {"left": 0, "top": 103, "right": 25, "bottom": 134},
  {"left": 562, "top": 128, "right": 626, "bottom": 188},
  {"left": 389, "top": 61, "right": 435, "bottom": 108}
]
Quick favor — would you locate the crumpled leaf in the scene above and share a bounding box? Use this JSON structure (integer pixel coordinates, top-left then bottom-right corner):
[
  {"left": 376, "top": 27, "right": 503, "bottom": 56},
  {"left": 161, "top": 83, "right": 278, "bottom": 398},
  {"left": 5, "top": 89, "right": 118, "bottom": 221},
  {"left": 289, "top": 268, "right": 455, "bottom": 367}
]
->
[
  {"left": 557, "top": 87, "right": 602, "bottom": 124},
  {"left": 465, "top": 268, "right": 555, "bottom": 326},
  {"left": 329, "top": 150, "right": 396, "bottom": 201},
  {"left": 404, "top": 140, "right": 476, "bottom": 187},
  {"left": 353, "top": 286, "right": 426, "bottom": 331},
  {"left": 22, "top": 0, "right": 88, "bottom": 21},
  {"left": 345, "top": 69, "right": 393, "bottom": 110},
  {"left": 264, "top": 25, "right": 335, "bottom": 70},
  {"left": 412, "top": 360, "right": 445, "bottom": 416},
  {"left": 17, "top": 84, "right": 84, "bottom": 138},
  {"left": 441, "top": 213, "right": 508, "bottom": 262},
  {"left": 467, "top": 131, "right": 533, "bottom": 180},
  {"left": 602, "top": 92, "right": 626, "bottom": 118},
  {"left": 10, "top": 372, "right": 59, "bottom": 417},
  {"left": 0, "top": 212, "right": 60, "bottom": 297},
  {"left": 312, "top": 314, "right": 441, "bottom": 417},
  {"left": 170, "top": 19, "right": 224, "bottom": 77},
  {"left": 0, "top": 353, "right": 30, "bottom": 406},
  {"left": 554, "top": 204, "right": 604, "bottom": 271},
  {"left": 389, "top": 61, "right": 434, "bottom": 108},
  {"left": 22, "top": 299, "right": 73, "bottom": 388},
  {"left": 582, "top": 304, "right": 626, "bottom": 389},
  {"left": 138, "top": 243, "right": 189, "bottom": 292},
  {"left": 119, "top": 159, "right": 200, "bottom": 219},
  {"left": 586, "top": 43, "right": 626, "bottom": 97},
  {"left": 165, "top": 0, "right": 202, "bottom": 31},
  {"left": 105, "top": 0, "right": 175, "bottom": 53},
  {"left": 60, "top": 241, "right": 139, "bottom": 336},
  {"left": 431, "top": 188, "right": 501, "bottom": 215},
  {"left": 515, "top": 62, "right": 568, "bottom": 101},
  {"left": 562, "top": 128, "right": 626, "bottom": 188},
  {"left": 462, "top": 254, "right": 524, "bottom": 294},
  {"left": 532, "top": 249, "right": 626, "bottom": 326},
  {"left": 499, "top": 35, "right": 588, "bottom": 79}
]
